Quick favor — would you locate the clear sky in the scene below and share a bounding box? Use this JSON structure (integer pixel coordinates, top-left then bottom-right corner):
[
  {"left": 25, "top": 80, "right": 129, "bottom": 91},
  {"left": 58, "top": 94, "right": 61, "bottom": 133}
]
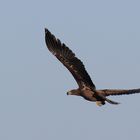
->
[{"left": 0, "top": 0, "right": 140, "bottom": 140}]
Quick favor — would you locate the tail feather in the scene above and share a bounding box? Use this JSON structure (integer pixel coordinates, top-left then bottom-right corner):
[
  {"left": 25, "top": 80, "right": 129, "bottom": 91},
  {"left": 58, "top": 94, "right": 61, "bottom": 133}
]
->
[
  {"left": 99, "top": 94, "right": 120, "bottom": 105},
  {"left": 105, "top": 97, "right": 120, "bottom": 105}
]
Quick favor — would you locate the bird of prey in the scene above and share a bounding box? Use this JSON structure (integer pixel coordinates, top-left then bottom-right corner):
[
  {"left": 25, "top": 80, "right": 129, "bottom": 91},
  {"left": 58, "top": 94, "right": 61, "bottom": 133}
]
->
[{"left": 45, "top": 28, "right": 140, "bottom": 106}]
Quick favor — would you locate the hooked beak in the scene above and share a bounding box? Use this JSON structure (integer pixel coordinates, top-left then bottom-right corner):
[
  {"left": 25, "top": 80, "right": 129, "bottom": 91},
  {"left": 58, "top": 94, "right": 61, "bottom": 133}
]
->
[{"left": 67, "top": 91, "right": 71, "bottom": 95}]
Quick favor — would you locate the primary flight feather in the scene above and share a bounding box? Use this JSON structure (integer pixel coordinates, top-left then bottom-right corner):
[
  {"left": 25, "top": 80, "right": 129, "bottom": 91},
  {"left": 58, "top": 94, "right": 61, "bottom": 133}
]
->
[{"left": 45, "top": 28, "right": 140, "bottom": 106}]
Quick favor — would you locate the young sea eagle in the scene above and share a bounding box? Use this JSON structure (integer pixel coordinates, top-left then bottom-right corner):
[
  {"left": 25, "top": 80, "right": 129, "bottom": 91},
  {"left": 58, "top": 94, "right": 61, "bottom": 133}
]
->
[{"left": 45, "top": 28, "right": 140, "bottom": 106}]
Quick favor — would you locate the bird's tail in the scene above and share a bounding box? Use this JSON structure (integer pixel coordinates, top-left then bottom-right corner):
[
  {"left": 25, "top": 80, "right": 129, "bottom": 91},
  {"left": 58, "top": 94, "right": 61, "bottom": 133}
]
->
[
  {"left": 105, "top": 97, "right": 120, "bottom": 105},
  {"left": 99, "top": 94, "right": 120, "bottom": 105}
]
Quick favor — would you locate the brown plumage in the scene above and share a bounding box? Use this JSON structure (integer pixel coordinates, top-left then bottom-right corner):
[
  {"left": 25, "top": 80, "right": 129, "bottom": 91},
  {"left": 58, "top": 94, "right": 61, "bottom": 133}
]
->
[{"left": 45, "top": 28, "right": 140, "bottom": 106}]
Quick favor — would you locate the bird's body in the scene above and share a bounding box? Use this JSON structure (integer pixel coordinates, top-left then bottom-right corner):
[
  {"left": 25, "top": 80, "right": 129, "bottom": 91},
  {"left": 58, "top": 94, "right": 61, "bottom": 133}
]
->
[
  {"left": 67, "top": 88, "right": 120, "bottom": 106},
  {"left": 68, "top": 88, "right": 97, "bottom": 101},
  {"left": 45, "top": 28, "right": 140, "bottom": 106}
]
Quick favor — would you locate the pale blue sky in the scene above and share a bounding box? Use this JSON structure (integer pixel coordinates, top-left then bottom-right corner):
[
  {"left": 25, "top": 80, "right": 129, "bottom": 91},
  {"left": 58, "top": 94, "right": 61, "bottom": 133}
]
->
[{"left": 0, "top": 0, "right": 140, "bottom": 140}]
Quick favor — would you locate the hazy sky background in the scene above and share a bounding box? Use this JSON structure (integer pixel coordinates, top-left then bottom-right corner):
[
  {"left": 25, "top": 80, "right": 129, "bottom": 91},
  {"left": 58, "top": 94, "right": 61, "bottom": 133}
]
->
[{"left": 0, "top": 0, "right": 140, "bottom": 140}]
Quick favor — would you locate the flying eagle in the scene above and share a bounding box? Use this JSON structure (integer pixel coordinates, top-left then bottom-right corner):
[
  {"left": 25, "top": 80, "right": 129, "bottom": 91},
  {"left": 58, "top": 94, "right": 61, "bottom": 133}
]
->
[{"left": 45, "top": 28, "right": 140, "bottom": 106}]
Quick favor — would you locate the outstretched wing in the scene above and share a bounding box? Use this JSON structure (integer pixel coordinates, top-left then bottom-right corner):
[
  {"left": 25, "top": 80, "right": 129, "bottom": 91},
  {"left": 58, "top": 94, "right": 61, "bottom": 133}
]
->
[
  {"left": 100, "top": 88, "right": 140, "bottom": 96},
  {"left": 45, "top": 28, "right": 96, "bottom": 89}
]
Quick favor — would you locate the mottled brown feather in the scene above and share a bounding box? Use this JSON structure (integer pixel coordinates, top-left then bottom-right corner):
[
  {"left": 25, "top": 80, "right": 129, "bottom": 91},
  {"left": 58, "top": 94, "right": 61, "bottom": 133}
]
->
[
  {"left": 45, "top": 28, "right": 96, "bottom": 89},
  {"left": 99, "top": 89, "right": 140, "bottom": 96}
]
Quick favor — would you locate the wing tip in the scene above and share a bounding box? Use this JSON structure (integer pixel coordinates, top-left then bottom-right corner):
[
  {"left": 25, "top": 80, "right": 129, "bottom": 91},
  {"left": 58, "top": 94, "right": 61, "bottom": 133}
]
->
[{"left": 45, "top": 28, "right": 49, "bottom": 34}]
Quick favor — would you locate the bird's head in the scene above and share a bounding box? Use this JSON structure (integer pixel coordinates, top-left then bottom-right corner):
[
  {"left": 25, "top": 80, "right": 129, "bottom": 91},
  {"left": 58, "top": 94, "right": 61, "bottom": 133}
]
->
[
  {"left": 67, "top": 90, "right": 73, "bottom": 95},
  {"left": 67, "top": 89, "right": 80, "bottom": 96}
]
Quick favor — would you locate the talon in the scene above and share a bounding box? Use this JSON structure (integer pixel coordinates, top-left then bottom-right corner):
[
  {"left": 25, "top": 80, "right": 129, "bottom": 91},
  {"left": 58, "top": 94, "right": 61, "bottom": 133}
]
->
[{"left": 96, "top": 101, "right": 104, "bottom": 106}]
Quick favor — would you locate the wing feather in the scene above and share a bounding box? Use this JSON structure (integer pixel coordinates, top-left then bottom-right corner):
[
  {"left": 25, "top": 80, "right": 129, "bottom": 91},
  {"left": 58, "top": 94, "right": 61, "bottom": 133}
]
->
[
  {"left": 45, "top": 28, "right": 96, "bottom": 89},
  {"left": 100, "top": 89, "right": 140, "bottom": 96}
]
